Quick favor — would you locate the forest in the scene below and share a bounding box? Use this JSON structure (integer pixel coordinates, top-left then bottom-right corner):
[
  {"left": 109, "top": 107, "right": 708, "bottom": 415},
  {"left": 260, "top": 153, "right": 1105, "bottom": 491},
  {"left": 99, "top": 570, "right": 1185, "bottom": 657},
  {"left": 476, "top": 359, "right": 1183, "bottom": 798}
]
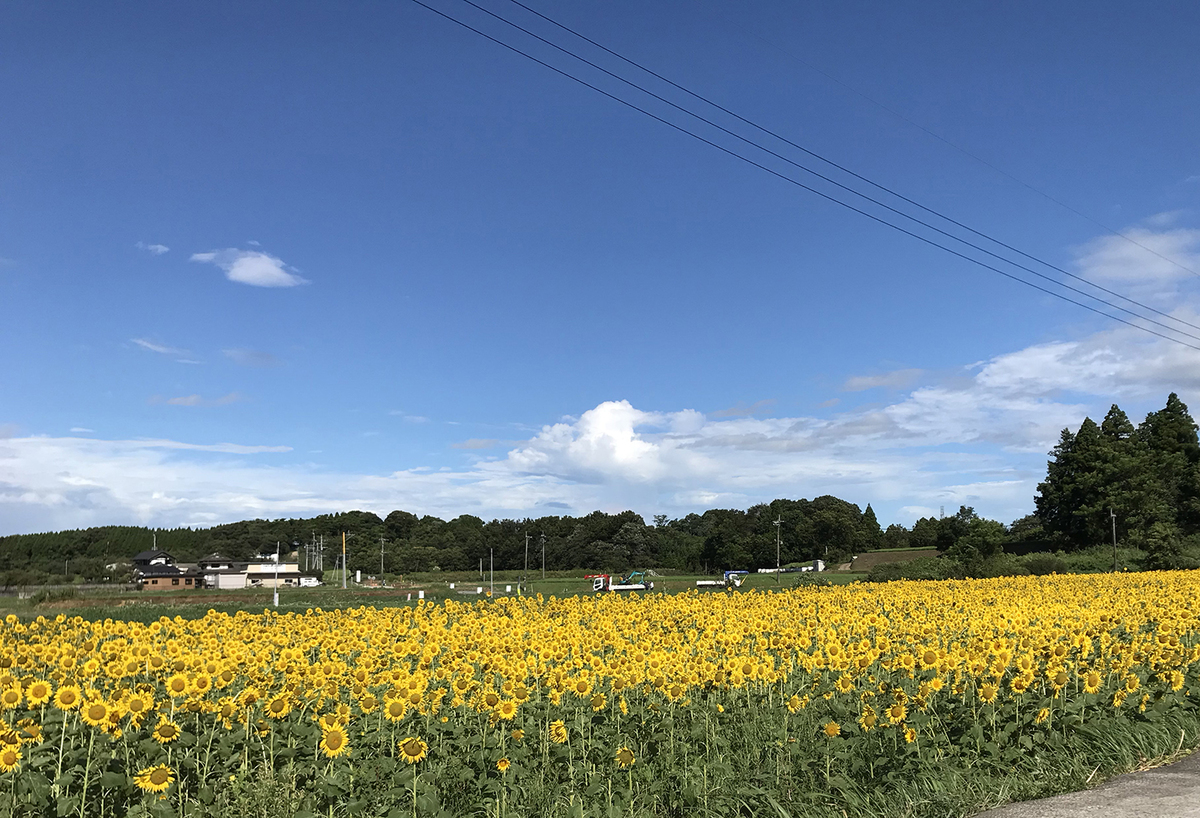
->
[{"left": 2, "top": 393, "right": 1197, "bottom": 585}]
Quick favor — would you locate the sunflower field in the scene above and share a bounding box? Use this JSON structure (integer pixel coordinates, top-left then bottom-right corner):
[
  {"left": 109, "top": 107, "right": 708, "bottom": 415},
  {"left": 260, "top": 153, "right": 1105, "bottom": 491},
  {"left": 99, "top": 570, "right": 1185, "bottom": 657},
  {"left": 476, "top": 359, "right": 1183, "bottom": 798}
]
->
[{"left": 1, "top": 572, "right": 1199, "bottom": 818}]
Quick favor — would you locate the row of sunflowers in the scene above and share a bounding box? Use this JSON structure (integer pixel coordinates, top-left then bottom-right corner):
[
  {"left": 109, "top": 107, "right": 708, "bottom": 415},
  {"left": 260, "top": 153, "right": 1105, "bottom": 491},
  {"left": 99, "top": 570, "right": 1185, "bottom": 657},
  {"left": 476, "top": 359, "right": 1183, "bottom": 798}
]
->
[{"left": 0, "top": 571, "right": 1198, "bottom": 817}]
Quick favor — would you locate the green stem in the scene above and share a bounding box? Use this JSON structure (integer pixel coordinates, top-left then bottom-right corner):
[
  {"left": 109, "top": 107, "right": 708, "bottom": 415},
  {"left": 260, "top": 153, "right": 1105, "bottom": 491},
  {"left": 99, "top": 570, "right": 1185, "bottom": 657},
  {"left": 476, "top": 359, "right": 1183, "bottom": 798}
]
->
[{"left": 77, "top": 729, "right": 96, "bottom": 818}]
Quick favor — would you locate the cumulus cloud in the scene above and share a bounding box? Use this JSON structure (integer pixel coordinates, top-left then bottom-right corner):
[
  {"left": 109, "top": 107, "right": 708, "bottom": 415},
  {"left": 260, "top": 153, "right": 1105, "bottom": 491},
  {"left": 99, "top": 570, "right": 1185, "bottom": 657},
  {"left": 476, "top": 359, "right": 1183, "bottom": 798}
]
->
[
  {"left": 223, "top": 348, "right": 281, "bottom": 367},
  {"left": 136, "top": 242, "right": 169, "bottom": 255},
  {"left": 7, "top": 226, "right": 1200, "bottom": 533},
  {"left": 190, "top": 249, "right": 307, "bottom": 288},
  {"left": 2, "top": 313, "right": 1195, "bottom": 534}
]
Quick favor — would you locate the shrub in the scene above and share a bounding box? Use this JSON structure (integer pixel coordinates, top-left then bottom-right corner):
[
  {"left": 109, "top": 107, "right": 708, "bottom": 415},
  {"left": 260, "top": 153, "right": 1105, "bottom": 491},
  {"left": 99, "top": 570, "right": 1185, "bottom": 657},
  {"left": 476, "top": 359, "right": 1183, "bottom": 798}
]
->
[{"left": 1022, "top": 553, "right": 1068, "bottom": 576}]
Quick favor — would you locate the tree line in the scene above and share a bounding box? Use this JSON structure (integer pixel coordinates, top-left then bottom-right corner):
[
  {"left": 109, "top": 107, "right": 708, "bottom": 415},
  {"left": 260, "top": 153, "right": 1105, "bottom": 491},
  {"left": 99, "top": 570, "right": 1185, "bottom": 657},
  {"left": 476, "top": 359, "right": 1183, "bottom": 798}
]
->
[{"left": 2, "top": 393, "right": 1196, "bottom": 585}]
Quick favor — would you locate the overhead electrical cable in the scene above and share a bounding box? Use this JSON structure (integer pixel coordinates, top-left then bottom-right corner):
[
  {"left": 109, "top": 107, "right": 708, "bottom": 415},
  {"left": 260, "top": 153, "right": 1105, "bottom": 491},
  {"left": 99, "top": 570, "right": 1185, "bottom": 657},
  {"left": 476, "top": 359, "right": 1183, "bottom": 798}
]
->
[
  {"left": 486, "top": 0, "right": 1200, "bottom": 333},
  {"left": 405, "top": 0, "right": 1200, "bottom": 353},
  {"left": 715, "top": 7, "right": 1200, "bottom": 281}
]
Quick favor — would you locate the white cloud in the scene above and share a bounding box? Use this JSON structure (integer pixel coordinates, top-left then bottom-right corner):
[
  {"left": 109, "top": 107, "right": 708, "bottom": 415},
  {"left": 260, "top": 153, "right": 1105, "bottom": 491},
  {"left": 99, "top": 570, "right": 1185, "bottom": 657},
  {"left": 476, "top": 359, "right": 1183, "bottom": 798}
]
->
[
  {"left": 69, "top": 427, "right": 94, "bottom": 433},
  {"left": 131, "top": 338, "right": 188, "bottom": 356},
  {"left": 390, "top": 411, "right": 430, "bottom": 423},
  {"left": 452, "top": 438, "right": 499, "bottom": 450},
  {"left": 1072, "top": 220, "right": 1200, "bottom": 284},
  {"left": 190, "top": 249, "right": 307, "bottom": 288},
  {"left": 153, "top": 393, "right": 243, "bottom": 407},
  {"left": 8, "top": 219, "right": 1200, "bottom": 533},
  {"left": 2, "top": 313, "right": 1195, "bottom": 534},
  {"left": 843, "top": 368, "right": 923, "bottom": 392},
  {"left": 136, "top": 242, "right": 170, "bottom": 255},
  {"left": 223, "top": 348, "right": 280, "bottom": 367}
]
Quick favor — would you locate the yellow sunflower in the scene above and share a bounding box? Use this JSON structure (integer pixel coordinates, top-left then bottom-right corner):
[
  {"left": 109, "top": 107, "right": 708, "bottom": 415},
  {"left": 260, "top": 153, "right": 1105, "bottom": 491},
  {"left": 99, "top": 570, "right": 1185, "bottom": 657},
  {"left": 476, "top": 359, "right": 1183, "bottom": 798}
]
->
[
  {"left": 53, "top": 684, "right": 82, "bottom": 711},
  {"left": 152, "top": 716, "right": 182, "bottom": 745},
  {"left": 398, "top": 736, "right": 428, "bottom": 764},
  {"left": 0, "top": 685, "right": 22, "bottom": 710},
  {"left": 858, "top": 705, "right": 878, "bottom": 733},
  {"left": 382, "top": 698, "right": 407, "bottom": 723},
  {"left": 496, "top": 757, "right": 511, "bottom": 773},
  {"left": 548, "top": 720, "right": 568, "bottom": 744},
  {"left": 319, "top": 725, "right": 350, "bottom": 759},
  {"left": 25, "top": 679, "right": 52, "bottom": 707},
  {"left": 615, "top": 746, "right": 636, "bottom": 769},
  {"left": 133, "top": 764, "right": 174, "bottom": 793},
  {"left": 165, "top": 673, "right": 190, "bottom": 698},
  {"left": 80, "top": 698, "right": 110, "bottom": 728},
  {"left": 264, "top": 694, "right": 292, "bottom": 720},
  {"left": 823, "top": 721, "right": 841, "bottom": 738},
  {"left": 0, "top": 745, "right": 20, "bottom": 773}
]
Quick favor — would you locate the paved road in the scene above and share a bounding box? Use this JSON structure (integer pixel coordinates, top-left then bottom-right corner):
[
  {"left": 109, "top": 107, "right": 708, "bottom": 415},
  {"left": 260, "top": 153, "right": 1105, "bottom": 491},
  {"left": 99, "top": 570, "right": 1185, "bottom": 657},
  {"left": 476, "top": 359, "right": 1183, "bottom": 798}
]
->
[{"left": 978, "top": 751, "right": 1200, "bottom": 817}]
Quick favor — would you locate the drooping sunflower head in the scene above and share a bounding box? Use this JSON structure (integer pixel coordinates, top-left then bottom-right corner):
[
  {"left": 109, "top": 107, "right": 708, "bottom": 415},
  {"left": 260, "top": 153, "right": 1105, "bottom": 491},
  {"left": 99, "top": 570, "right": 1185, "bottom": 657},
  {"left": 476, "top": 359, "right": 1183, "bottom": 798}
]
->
[{"left": 548, "top": 720, "right": 568, "bottom": 744}]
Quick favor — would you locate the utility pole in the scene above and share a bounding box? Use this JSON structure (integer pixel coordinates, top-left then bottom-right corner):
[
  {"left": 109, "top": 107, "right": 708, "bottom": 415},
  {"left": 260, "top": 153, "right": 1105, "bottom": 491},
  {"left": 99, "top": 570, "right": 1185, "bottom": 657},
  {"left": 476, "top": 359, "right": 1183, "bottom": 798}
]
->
[
  {"left": 1111, "top": 508, "right": 1118, "bottom": 572},
  {"left": 341, "top": 531, "right": 347, "bottom": 589},
  {"left": 380, "top": 535, "right": 385, "bottom": 578},
  {"left": 540, "top": 533, "right": 546, "bottom": 580},
  {"left": 489, "top": 548, "right": 494, "bottom": 597},
  {"left": 524, "top": 532, "right": 531, "bottom": 576},
  {"left": 774, "top": 516, "right": 782, "bottom": 584},
  {"left": 273, "top": 541, "right": 280, "bottom": 608}
]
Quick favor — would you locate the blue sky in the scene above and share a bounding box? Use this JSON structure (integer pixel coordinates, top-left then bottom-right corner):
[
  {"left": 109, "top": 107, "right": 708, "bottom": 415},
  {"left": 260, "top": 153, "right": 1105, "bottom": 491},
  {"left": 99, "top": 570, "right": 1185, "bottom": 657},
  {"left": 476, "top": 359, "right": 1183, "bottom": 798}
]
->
[{"left": 3, "top": 0, "right": 1200, "bottom": 534}]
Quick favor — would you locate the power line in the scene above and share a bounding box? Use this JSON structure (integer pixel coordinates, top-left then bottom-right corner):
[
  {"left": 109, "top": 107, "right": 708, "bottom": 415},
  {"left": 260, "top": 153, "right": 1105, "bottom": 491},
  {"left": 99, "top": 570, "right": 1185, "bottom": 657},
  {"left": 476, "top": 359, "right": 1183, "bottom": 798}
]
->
[
  {"left": 714, "top": 6, "right": 1200, "bottom": 281},
  {"left": 482, "top": 0, "right": 1200, "bottom": 337},
  {"left": 405, "top": 0, "right": 1200, "bottom": 353}
]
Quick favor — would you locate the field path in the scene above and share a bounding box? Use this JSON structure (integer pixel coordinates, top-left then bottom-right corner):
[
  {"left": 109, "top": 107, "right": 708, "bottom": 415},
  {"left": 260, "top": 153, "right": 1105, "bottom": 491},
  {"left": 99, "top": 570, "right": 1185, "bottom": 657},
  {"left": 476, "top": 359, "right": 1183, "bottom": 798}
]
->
[{"left": 978, "top": 750, "right": 1200, "bottom": 817}]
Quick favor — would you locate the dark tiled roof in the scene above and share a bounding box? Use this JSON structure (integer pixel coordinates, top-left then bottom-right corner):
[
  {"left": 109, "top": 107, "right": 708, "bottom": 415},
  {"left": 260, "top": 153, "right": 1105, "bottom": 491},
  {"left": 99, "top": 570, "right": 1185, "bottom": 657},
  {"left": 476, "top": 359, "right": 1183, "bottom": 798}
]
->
[{"left": 133, "top": 549, "right": 175, "bottom": 562}]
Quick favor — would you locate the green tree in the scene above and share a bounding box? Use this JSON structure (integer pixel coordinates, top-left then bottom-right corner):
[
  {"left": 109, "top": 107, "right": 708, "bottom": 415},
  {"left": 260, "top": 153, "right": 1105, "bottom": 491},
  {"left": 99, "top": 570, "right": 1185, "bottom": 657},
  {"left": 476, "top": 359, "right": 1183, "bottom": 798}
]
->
[{"left": 1138, "top": 393, "right": 1200, "bottom": 534}]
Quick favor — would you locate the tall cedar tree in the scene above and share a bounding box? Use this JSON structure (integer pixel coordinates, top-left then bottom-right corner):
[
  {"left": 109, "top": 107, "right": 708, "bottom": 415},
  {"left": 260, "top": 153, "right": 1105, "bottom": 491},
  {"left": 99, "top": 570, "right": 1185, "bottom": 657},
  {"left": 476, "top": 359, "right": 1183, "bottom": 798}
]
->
[{"left": 1035, "top": 394, "right": 1198, "bottom": 552}]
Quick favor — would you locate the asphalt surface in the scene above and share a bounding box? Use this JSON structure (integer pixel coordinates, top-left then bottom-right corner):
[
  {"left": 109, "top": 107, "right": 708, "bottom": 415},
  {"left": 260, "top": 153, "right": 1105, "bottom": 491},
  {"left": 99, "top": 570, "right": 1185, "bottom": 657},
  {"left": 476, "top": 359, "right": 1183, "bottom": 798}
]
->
[{"left": 978, "top": 751, "right": 1200, "bottom": 817}]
